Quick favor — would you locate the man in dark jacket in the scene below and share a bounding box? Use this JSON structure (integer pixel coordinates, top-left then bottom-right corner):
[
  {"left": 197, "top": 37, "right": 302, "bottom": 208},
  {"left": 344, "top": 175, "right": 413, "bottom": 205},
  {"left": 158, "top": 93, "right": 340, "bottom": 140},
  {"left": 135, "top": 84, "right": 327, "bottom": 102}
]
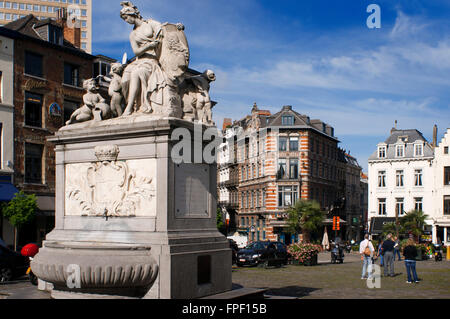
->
[{"left": 381, "top": 234, "right": 396, "bottom": 277}]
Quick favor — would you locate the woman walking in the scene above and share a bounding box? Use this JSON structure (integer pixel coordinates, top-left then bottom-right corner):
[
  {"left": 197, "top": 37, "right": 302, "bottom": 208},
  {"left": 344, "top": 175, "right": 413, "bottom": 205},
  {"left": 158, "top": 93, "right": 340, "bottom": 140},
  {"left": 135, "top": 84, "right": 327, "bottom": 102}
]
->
[{"left": 403, "top": 239, "right": 420, "bottom": 284}]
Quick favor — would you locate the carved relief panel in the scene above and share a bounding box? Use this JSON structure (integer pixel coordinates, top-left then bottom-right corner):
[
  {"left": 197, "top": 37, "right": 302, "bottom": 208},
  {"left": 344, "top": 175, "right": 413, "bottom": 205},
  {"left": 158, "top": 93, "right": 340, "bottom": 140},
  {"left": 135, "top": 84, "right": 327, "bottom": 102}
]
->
[{"left": 65, "top": 145, "right": 157, "bottom": 217}]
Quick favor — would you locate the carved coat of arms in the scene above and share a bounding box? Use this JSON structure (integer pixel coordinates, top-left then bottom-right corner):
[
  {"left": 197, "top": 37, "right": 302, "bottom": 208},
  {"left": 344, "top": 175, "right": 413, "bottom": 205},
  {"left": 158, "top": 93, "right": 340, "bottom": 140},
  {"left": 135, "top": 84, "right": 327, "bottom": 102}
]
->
[
  {"left": 66, "top": 145, "right": 156, "bottom": 217},
  {"left": 158, "top": 23, "right": 190, "bottom": 83}
]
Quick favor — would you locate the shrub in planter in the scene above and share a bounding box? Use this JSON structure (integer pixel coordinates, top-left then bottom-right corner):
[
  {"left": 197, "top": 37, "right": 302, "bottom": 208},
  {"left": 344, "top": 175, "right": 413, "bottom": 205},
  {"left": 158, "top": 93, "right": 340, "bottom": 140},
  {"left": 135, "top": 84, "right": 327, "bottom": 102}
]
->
[{"left": 288, "top": 243, "right": 321, "bottom": 266}]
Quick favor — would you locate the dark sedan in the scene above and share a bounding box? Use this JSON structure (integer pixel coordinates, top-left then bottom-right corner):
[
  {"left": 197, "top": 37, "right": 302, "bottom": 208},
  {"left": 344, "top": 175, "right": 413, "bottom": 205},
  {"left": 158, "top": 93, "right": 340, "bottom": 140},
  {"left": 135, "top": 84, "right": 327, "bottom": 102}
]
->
[
  {"left": 0, "top": 246, "right": 29, "bottom": 282},
  {"left": 236, "top": 241, "right": 288, "bottom": 268}
]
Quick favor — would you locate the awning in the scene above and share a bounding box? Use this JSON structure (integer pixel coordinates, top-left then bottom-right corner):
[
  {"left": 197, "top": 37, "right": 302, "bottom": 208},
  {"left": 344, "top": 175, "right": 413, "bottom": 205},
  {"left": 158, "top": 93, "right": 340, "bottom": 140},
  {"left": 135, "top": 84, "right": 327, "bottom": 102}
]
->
[
  {"left": 0, "top": 183, "right": 19, "bottom": 202},
  {"left": 370, "top": 217, "right": 396, "bottom": 235}
]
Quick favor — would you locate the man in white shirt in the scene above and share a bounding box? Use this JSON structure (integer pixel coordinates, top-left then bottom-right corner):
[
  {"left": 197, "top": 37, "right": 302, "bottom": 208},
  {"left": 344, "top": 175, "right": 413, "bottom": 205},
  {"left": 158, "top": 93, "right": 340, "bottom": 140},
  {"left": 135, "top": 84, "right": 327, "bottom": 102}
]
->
[{"left": 359, "top": 234, "right": 375, "bottom": 280}]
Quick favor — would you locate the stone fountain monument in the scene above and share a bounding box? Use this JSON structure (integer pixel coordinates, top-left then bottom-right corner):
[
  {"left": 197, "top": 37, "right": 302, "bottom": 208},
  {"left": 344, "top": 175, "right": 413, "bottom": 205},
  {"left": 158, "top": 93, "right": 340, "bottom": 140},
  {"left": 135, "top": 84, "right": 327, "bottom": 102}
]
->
[{"left": 31, "top": 1, "right": 231, "bottom": 299}]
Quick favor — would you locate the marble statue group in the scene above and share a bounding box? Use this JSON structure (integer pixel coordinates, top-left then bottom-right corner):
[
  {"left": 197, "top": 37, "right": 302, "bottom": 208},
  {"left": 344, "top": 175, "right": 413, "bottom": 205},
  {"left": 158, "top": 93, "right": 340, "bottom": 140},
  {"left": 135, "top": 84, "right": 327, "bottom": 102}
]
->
[{"left": 66, "top": 1, "right": 216, "bottom": 126}]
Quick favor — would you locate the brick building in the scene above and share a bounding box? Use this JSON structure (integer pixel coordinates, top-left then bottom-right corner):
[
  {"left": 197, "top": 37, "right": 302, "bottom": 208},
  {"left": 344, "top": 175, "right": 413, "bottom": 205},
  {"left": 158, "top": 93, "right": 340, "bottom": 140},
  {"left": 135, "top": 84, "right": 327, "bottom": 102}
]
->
[
  {"left": 219, "top": 104, "right": 362, "bottom": 245},
  {"left": 0, "top": 14, "right": 95, "bottom": 247}
]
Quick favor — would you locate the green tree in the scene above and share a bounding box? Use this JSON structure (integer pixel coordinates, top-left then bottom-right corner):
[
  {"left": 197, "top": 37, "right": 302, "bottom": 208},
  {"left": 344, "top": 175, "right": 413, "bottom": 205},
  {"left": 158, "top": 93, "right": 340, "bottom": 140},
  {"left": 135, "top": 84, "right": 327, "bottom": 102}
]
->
[
  {"left": 381, "top": 222, "right": 402, "bottom": 239},
  {"left": 287, "top": 200, "right": 325, "bottom": 243},
  {"left": 2, "top": 191, "right": 37, "bottom": 250},
  {"left": 401, "top": 210, "right": 429, "bottom": 242},
  {"left": 217, "top": 208, "right": 226, "bottom": 236}
]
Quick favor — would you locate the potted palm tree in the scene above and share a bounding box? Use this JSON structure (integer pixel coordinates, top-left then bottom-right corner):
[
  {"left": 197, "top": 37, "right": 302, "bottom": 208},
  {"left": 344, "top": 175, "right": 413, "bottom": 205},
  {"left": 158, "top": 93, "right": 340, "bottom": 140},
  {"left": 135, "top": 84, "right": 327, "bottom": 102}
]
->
[{"left": 286, "top": 200, "right": 325, "bottom": 266}]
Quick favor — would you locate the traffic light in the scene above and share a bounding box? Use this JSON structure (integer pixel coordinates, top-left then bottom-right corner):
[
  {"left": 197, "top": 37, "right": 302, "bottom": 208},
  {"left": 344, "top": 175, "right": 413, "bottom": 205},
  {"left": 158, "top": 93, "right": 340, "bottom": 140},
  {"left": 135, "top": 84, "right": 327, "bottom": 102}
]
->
[{"left": 333, "top": 216, "right": 341, "bottom": 231}]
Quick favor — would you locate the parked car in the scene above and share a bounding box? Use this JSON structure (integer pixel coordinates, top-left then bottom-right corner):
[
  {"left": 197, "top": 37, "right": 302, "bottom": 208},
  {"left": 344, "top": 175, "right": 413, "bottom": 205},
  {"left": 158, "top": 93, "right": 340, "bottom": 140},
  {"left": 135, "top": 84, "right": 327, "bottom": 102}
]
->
[
  {"left": 236, "top": 241, "right": 288, "bottom": 268},
  {"left": 0, "top": 245, "right": 30, "bottom": 283}
]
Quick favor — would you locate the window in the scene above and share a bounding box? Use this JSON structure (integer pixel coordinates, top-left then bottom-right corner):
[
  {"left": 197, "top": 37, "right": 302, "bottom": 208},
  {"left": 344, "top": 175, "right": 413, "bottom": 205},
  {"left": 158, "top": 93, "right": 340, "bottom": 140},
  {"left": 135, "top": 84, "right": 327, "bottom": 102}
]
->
[
  {"left": 396, "top": 170, "right": 404, "bottom": 187},
  {"left": 279, "top": 137, "right": 287, "bottom": 151},
  {"left": 25, "top": 51, "right": 43, "bottom": 77},
  {"left": 282, "top": 116, "right": 294, "bottom": 126},
  {"left": 289, "top": 159, "right": 299, "bottom": 180},
  {"left": 444, "top": 147, "right": 449, "bottom": 155},
  {"left": 262, "top": 189, "right": 266, "bottom": 208},
  {"left": 415, "top": 198, "right": 423, "bottom": 212},
  {"left": 278, "top": 186, "right": 298, "bottom": 208},
  {"left": 378, "top": 198, "right": 386, "bottom": 216},
  {"left": 25, "top": 143, "right": 44, "bottom": 184},
  {"left": 289, "top": 137, "right": 299, "bottom": 151},
  {"left": 415, "top": 169, "right": 423, "bottom": 187},
  {"left": 63, "top": 100, "right": 80, "bottom": 124},
  {"left": 378, "top": 146, "right": 386, "bottom": 158},
  {"left": 396, "top": 145, "right": 405, "bottom": 157},
  {"left": 445, "top": 196, "right": 450, "bottom": 215},
  {"left": 277, "top": 159, "right": 287, "bottom": 179},
  {"left": 378, "top": 171, "right": 386, "bottom": 187},
  {"left": 64, "top": 63, "right": 80, "bottom": 87},
  {"left": 396, "top": 198, "right": 405, "bottom": 216},
  {"left": 445, "top": 167, "right": 450, "bottom": 186},
  {"left": 24, "top": 92, "right": 43, "bottom": 128},
  {"left": 414, "top": 144, "right": 423, "bottom": 157}
]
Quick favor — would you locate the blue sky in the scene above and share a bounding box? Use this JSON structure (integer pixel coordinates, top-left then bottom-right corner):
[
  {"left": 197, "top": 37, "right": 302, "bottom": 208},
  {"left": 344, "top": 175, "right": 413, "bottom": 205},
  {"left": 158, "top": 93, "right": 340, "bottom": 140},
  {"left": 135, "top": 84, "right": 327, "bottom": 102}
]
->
[{"left": 92, "top": 0, "right": 450, "bottom": 171}]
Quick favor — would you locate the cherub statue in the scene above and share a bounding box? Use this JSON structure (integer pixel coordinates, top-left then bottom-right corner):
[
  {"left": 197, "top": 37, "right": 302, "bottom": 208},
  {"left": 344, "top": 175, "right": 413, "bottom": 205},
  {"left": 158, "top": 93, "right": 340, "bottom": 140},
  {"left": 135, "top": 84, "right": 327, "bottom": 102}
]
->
[
  {"left": 181, "top": 70, "right": 216, "bottom": 125},
  {"left": 107, "top": 63, "right": 125, "bottom": 117},
  {"left": 66, "top": 79, "right": 111, "bottom": 125}
]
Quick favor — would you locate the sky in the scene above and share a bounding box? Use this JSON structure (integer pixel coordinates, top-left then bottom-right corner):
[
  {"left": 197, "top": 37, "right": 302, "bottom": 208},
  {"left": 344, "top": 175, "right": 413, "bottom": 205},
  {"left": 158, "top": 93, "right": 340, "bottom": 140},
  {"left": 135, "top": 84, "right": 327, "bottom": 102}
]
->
[{"left": 91, "top": 0, "right": 450, "bottom": 172}]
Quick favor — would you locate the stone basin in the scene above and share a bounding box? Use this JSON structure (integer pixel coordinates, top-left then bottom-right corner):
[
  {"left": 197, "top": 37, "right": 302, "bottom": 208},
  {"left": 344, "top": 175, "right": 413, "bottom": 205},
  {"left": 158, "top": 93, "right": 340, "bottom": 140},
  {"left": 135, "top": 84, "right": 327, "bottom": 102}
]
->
[{"left": 31, "top": 241, "right": 159, "bottom": 299}]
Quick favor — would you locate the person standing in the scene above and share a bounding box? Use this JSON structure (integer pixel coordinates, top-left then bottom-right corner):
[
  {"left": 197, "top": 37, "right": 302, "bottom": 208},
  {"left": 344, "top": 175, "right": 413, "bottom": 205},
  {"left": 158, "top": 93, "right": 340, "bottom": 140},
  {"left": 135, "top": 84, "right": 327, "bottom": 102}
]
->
[
  {"left": 377, "top": 240, "right": 384, "bottom": 267},
  {"left": 393, "top": 236, "right": 402, "bottom": 261},
  {"left": 403, "top": 239, "right": 420, "bottom": 284},
  {"left": 382, "top": 234, "right": 396, "bottom": 277},
  {"left": 359, "top": 234, "right": 375, "bottom": 280}
]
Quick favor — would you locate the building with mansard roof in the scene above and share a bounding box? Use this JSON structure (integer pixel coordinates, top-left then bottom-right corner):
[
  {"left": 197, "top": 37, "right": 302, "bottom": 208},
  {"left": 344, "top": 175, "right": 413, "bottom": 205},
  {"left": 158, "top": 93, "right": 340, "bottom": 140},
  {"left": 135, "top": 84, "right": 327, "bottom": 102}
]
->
[
  {"left": 218, "top": 104, "right": 363, "bottom": 245},
  {"left": 368, "top": 127, "right": 435, "bottom": 240}
]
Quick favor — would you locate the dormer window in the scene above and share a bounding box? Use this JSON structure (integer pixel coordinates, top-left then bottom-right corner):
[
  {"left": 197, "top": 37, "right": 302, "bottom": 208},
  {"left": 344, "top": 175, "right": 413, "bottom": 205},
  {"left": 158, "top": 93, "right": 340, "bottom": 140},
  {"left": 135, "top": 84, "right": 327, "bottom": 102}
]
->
[
  {"left": 414, "top": 144, "right": 423, "bottom": 157},
  {"left": 282, "top": 116, "right": 294, "bottom": 126},
  {"left": 396, "top": 145, "right": 405, "bottom": 157},
  {"left": 378, "top": 146, "right": 386, "bottom": 158}
]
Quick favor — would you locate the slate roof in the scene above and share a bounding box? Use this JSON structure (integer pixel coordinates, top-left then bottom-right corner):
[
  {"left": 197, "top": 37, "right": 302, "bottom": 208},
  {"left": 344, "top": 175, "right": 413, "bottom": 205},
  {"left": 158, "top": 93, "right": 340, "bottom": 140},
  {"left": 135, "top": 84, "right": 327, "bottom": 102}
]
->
[
  {"left": 234, "top": 104, "right": 338, "bottom": 141},
  {"left": 0, "top": 14, "right": 93, "bottom": 58},
  {"left": 368, "top": 129, "right": 434, "bottom": 161}
]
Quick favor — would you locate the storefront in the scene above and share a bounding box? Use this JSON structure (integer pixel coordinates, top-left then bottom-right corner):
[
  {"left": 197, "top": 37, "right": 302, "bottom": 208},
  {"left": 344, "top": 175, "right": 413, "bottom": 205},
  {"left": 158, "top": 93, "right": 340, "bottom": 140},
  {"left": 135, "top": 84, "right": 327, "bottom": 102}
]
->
[{"left": 369, "top": 217, "right": 396, "bottom": 239}]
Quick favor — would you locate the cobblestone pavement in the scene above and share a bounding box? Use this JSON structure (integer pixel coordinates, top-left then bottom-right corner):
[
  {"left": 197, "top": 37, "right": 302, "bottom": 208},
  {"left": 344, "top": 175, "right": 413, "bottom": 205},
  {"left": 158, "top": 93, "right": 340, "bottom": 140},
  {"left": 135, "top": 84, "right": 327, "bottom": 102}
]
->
[
  {"left": 232, "top": 252, "right": 450, "bottom": 299},
  {"left": 0, "top": 280, "right": 50, "bottom": 299}
]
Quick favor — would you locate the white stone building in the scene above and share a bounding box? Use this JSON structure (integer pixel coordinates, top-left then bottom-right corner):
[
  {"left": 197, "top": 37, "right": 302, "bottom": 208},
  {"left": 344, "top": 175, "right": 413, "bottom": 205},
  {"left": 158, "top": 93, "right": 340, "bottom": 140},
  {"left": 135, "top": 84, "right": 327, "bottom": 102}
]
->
[
  {"left": 431, "top": 128, "right": 450, "bottom": 245},
  {"left": 368, "top": 129, "right": 435, "bottom": 238}
]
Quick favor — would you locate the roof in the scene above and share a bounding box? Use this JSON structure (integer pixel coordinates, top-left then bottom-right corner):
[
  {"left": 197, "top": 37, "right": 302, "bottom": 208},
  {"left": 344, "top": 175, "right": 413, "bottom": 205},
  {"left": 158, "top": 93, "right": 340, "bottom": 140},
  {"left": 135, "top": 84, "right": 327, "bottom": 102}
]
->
[
  {"left": 232, "top": 104, "right": 338, "bottom": 141},
  {"left": 0, "top": 14, "right": 94, "bottom": 59},
  {"left": 368, "top": 128, "right": 434, "bottom": 161}
]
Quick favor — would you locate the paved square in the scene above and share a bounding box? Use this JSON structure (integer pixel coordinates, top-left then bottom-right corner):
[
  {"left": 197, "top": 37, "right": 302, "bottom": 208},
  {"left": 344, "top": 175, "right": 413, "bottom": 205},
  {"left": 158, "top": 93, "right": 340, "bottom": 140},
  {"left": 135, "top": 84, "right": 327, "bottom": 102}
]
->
[{"left": 232, "top": 252, "right": 450, "bottom": 299}]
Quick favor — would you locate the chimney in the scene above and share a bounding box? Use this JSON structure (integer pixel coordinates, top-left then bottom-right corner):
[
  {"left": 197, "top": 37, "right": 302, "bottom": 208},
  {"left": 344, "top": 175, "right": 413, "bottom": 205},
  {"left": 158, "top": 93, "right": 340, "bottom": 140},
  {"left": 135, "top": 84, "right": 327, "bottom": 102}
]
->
[
  {"left": 433, "top": 125, "right": 438, "bottom": 148},
  {"left": 223, "top": 118, "right": 232, "bottom": 131},
  {"left": 58, "top": 8, "right": 81, "bottom": 49},
  {"left": 391, "top": 120, "right": 398, "bottom": 135}
]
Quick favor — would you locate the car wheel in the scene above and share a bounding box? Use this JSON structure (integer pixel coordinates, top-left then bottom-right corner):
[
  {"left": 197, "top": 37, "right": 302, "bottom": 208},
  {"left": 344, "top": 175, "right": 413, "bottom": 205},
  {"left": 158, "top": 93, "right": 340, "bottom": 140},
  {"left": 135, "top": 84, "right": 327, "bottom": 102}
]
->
[{"left": 0, "top": 267, "right": 13, "bottom": 283}]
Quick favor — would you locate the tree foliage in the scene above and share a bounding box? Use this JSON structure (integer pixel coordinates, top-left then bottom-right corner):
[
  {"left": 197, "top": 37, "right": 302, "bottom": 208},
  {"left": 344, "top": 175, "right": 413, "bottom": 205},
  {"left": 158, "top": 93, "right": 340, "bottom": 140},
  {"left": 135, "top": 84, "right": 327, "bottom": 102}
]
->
[
  {"left": 217, "top": 208, "right": 226, "bottom": 235},
  {"left": 287, "top": 200, "right": 325, "bottom": 243},
  {"left": 381, "top": 210, "right": 429, "bottom": 241},
  {"left": 2, "top": 191, "right": 37, "bottom": 228}
]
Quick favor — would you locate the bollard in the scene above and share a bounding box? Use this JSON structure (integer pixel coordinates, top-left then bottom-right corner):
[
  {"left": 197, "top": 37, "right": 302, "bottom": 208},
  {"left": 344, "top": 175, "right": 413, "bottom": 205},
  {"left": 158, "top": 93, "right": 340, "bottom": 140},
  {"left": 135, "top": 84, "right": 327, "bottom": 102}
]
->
[{"left": 447, "top": 246, "right": 450, "bottom": 261}]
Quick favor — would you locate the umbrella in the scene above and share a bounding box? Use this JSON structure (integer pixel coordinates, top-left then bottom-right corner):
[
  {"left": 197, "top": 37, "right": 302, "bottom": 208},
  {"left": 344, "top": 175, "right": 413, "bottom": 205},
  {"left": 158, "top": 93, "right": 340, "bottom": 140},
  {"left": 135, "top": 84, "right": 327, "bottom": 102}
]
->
[
  {"left": 322, "top": 228, "right": 330, "bottom": 251},
  {"left": 21, "top": 244, "right": 39, "bottom": 257}
]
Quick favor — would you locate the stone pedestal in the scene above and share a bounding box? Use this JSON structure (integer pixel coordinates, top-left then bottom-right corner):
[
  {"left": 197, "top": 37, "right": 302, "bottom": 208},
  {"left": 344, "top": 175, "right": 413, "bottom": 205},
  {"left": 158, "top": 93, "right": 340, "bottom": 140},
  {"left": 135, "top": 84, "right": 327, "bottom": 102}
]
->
[{"left": 31, "top": 116, "right": 232, "bottom": 299}]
